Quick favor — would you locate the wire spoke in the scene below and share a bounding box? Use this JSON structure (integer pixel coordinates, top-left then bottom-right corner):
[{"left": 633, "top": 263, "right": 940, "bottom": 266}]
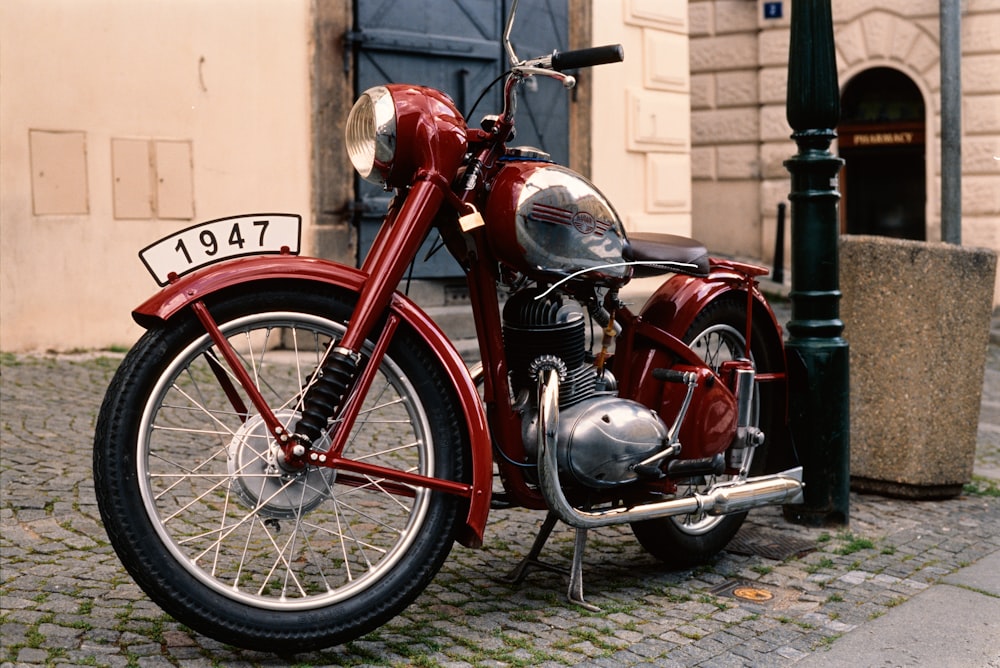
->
[{"left": 138, "top": 314, "right": 434, "bottom": 608}]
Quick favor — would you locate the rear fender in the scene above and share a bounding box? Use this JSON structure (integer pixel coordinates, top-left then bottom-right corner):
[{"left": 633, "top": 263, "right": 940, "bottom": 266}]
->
[
  {"left": 638, "top": 259, "right": 782, "bottom": 344},
  {"left": 627, "top": 260, "right": 792, "bottom": 472},
  {"left": 132, "top": 255, "right": 492, "bottom": 547}
]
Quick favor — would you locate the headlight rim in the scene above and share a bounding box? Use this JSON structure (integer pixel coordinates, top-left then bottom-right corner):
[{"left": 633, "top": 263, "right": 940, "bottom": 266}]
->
[{"left": 346, "top": 85, "right": 397, "bottom": 186}]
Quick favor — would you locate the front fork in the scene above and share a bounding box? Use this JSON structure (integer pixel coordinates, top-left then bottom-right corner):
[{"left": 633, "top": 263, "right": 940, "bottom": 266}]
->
[
  {"left": 181, "top": 179, "right": 478, "bottom": 506},
  {"left": 292, "top": 178, "right": 446, "bottom": 454},
  {"left": 189, "top": 298, "right": 475, "bottom": 499}
]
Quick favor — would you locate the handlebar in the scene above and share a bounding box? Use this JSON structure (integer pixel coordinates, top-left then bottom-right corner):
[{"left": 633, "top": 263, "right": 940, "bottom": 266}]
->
[
  {"left": 504, "top": 0, "right": 623, "bottom": 73},
  {"left": 551, "top": 44, "right": 624, "bottom": 72},
  {"left": 495, "top": 0, "right": 626, "bottom": 134},
  {"left": 496, "top": 42, "right": 625, "bottom": 128}
]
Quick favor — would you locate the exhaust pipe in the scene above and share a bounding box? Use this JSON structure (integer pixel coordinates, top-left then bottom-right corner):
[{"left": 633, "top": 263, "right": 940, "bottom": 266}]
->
[{"left": 536, "top": 369, "right": 804, "bottom": 530}]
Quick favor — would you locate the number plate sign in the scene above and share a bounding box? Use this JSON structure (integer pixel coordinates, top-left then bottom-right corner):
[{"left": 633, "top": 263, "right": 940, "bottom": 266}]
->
[{"left": 139, "top": 213, "right": 301, "bottom": 285}]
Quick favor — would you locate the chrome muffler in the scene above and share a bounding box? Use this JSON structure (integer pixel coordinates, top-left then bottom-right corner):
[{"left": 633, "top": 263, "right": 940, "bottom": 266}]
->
[{"left": 535, "top": 368, "right": 804, "bottom": 530}]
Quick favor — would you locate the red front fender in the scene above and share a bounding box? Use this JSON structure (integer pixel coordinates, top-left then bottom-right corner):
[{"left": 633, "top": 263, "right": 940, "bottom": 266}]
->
[{"left": 133, "top": 254, "right": 493, "bottom": 547}]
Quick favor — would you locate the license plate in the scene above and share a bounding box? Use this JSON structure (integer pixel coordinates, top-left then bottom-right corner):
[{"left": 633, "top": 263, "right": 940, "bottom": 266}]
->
[{"left": 139, "top": 213, "right": 301, "bottom": 285}]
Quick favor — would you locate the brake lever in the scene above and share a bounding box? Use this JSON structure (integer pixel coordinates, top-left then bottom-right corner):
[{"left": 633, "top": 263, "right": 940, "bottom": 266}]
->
[{"left": 511, "top": 65, "right": 576, "bottom": 89}]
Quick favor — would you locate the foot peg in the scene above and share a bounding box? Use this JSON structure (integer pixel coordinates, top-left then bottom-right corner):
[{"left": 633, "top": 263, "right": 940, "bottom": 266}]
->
[
  {"left": 637, "top": 453, "right": 726, "bottom": 480},
  {"left": 633, "top": 463, "right": 666, "bottom": 479},
  {"left": 667, "top": 453, "right": 725, "bottom": 478}
]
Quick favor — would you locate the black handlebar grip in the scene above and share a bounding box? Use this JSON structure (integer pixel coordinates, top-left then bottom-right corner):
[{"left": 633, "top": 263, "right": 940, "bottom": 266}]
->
[{"left": 551, "top": 44, "right": 624, "bottom": 72}]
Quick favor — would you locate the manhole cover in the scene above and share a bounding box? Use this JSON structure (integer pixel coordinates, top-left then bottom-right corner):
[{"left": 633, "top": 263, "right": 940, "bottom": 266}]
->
[
  {"left": 709, "top": 579, "right": 819, "bottom": 612},
  {"left": 727, "top": 528, "right": 816, "bottom": 561},
  {"left": 710, "top": 580, "right": 776, "bottom": 602},
  {"left": 733, "top": 585, "right": 774, "bottom": 601}
]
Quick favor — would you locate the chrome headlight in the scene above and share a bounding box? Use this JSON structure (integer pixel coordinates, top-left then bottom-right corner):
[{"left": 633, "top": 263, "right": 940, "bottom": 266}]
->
[{"left": 345, "top": 86, "right": 396, "bottom": 186}]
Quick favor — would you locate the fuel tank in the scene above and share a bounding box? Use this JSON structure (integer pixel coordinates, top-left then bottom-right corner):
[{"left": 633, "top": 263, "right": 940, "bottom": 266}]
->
[{"left": 483, "top": 160, "right": 631, "bottom": 287}]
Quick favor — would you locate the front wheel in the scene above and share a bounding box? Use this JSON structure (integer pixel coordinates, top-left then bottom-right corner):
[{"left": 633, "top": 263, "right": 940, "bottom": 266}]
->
[
  {"left": 631, "top": 296, "right": 773, "bottom": 569},
  {"left": 94, "top": 285, "right": 468, "bottom": 651}
]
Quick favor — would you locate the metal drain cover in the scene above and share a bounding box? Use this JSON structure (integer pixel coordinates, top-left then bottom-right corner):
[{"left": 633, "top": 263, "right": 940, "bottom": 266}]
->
[
  {"left": 710, "top": 579, "right": 781, "bottom": 602},
  {"left": 732, "top": 585, "right": 774, "bottom": 601},
  {"left": 710, "top": 580, "right": 772, "bottom": 600},
  {"left": 709, "top": 579, "right": 818, "bottom": 612},
  {"left": 726, "top": 528, "right": 817, "bottom": 561}
]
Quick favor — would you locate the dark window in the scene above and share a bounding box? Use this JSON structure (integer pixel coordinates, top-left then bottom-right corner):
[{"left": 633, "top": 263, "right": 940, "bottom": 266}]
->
[{"left": 839, "top": 68, "right": 926, "bottom": 241}]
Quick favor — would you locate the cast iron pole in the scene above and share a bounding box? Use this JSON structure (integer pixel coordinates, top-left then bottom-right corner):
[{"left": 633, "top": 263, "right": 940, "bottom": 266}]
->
[
  {"left": 782, "top": 0, "right": 850, "bottom": 526},
  {"left": 940, "top": 0, "right": 962, "bottom": 244}
]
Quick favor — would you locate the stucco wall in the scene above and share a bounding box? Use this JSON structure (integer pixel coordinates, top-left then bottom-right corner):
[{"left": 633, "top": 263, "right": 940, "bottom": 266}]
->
[{"left": 0, "top": 0, "right": 313, "bottom": 352}]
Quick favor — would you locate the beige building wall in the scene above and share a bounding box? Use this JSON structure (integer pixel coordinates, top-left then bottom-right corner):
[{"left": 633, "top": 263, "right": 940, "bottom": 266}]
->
[
  {"left": 0, "top": 0, "right": 313, "bottom": 352},
  {"left": 690, "top": 0, "right": 1000, "bottom": 307},
  {"left": 1, "top": 0, "right": 684, "bottom": 353},
  {"left": 13, "top": 1, "right": 993, "bottom": 351},
  {"left": 592, "top": 0, "right": 693, "bottom": 238}
]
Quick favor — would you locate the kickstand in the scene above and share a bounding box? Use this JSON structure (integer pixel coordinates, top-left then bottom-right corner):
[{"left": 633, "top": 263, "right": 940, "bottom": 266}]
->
[
  {"left": 567, "top": 524, "right": 599, "bottom": 611},
  {"left": 502, "top": 511, "right": 600, "bottom": 612}
]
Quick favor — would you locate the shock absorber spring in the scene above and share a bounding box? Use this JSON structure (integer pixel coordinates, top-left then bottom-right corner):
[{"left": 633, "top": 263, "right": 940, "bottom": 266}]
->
[{"left": 294, "top": 347, "right": 359, "bottom": 446}]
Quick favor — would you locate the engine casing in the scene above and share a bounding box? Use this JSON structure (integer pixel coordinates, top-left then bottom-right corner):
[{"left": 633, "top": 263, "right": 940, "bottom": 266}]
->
[
  {"left": 503, "top": 289, "right": 668, "bottom": 490},
  {"left": 484, "top": 161, "right": 631, "bottom": 287},
  {"left": 522, "top": 396, "right": 668, "bottom": 489}
]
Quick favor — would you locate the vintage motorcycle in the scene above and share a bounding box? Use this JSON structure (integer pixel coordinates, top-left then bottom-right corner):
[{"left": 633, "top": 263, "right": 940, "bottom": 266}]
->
[{"left": 94, "top": 0, "right": 803, "bottom": 653}]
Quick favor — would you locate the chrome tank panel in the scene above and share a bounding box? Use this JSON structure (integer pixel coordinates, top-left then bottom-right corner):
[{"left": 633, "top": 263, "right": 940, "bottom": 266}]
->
[{"left": 485, "top": 162, "right": 631, "bottom": 286}]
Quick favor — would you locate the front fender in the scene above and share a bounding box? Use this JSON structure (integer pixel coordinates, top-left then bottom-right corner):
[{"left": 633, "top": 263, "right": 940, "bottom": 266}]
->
[{"left": 133, "top": 255, "right": 492, "bottom": 547}]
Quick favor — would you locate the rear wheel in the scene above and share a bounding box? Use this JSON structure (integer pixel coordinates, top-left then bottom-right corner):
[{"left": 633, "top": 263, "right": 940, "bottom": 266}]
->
[
  {"left": 631, "top": 296, "right": 770, "bottom": 569},
  {"left": 94, "top": 286, "right": 468, "bottom": 651}
]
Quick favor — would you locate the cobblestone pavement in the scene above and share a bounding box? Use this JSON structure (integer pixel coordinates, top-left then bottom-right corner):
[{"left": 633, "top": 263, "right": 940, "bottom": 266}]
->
[{"left": 3, "top": 310, "right": 999, "bottom": 667}]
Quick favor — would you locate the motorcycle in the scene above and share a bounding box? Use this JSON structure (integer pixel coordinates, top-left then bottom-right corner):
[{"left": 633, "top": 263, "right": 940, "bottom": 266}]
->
[{"left": 94, "top": 0, "right": 803, "bottom": 653}]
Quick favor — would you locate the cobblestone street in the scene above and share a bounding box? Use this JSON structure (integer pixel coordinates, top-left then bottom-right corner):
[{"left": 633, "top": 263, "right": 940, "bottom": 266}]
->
[{"left": 2, "top": 317, "right": 999, "bottom": 667}]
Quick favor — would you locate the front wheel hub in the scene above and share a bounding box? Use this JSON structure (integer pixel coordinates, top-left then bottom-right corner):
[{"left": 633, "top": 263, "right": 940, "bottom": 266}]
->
[{"left": 227, "top": 410, "right": 335, "bottom": 518}]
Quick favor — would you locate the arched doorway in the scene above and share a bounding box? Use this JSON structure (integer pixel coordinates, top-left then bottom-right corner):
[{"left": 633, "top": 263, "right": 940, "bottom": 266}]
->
[{"left": 838, "top": 67, "right": 926, "bottom": 240}]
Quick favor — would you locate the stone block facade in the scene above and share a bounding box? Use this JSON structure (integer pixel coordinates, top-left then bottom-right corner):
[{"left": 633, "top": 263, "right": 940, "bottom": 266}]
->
[{"left": 688, "top": 0, "right": 1000, "bottom": 308}]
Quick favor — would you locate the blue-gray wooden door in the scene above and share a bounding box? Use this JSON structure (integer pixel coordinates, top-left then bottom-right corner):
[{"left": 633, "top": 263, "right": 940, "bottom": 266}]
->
[{"left": 351, "top": 0, "right": 569, "bottom": 277}]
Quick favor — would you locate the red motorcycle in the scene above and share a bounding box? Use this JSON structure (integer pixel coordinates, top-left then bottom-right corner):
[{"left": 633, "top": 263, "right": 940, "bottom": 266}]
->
[{"left": 94, "top": 0, "right": 803, "bottom": 652}]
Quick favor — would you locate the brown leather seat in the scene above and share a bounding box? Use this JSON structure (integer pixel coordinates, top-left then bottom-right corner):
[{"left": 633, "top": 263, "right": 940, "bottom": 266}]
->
[{"left": 624, "top": 233, "right": 710, "bottom": 277}]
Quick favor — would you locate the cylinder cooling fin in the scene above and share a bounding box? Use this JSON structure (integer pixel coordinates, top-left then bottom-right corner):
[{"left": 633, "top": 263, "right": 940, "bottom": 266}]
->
[{"left": 502, "top": 289, "right": 597, "bottom": 408}]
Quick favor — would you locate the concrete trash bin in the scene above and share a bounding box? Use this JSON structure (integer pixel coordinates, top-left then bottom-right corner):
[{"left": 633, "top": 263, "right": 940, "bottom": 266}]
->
[{"left": 840, "top": 235, "right": 997, "bottom": 499}]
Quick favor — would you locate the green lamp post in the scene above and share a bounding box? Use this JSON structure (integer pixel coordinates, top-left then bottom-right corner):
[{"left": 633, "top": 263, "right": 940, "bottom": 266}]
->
[{"left": 782, "top": 0, "right": 850, "bottom": 527}]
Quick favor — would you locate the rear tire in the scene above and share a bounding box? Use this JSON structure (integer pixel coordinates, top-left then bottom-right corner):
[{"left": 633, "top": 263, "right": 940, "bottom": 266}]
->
[
  {"left": 94, "top": 285, "right": 468, "bottom": 651},
  {"left": 631, "top": 296, "right": 772, "bottom": 569}
]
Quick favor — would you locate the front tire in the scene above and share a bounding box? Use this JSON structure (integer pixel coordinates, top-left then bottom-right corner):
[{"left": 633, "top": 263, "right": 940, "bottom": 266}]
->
[
  {"left": 631, "top": 296, "right": 772, "bottom": 569},
  {"left": 94, "top": 285, "right": 468, "bottom": 651}
]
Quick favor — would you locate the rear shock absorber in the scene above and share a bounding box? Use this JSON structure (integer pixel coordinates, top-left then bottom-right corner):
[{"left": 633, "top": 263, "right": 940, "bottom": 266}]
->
[{"left": 293, "top": 346, "right": 359, "bottom": 447}]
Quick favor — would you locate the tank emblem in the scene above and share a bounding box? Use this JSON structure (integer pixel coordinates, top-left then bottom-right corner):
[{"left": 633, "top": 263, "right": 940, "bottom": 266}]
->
[{"left": 529, "top": 203, "right": 612, "bottom": 237}]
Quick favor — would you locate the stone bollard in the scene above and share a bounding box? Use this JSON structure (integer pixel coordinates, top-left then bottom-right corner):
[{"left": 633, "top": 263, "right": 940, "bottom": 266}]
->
[{"left": 840, "top": 235, "right": 997, "bottom": 498}]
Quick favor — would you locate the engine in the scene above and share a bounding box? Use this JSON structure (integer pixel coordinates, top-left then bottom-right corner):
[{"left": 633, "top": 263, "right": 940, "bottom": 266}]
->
[{"left": 503, "top": 289, "right": 669, "bottom": 489}]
